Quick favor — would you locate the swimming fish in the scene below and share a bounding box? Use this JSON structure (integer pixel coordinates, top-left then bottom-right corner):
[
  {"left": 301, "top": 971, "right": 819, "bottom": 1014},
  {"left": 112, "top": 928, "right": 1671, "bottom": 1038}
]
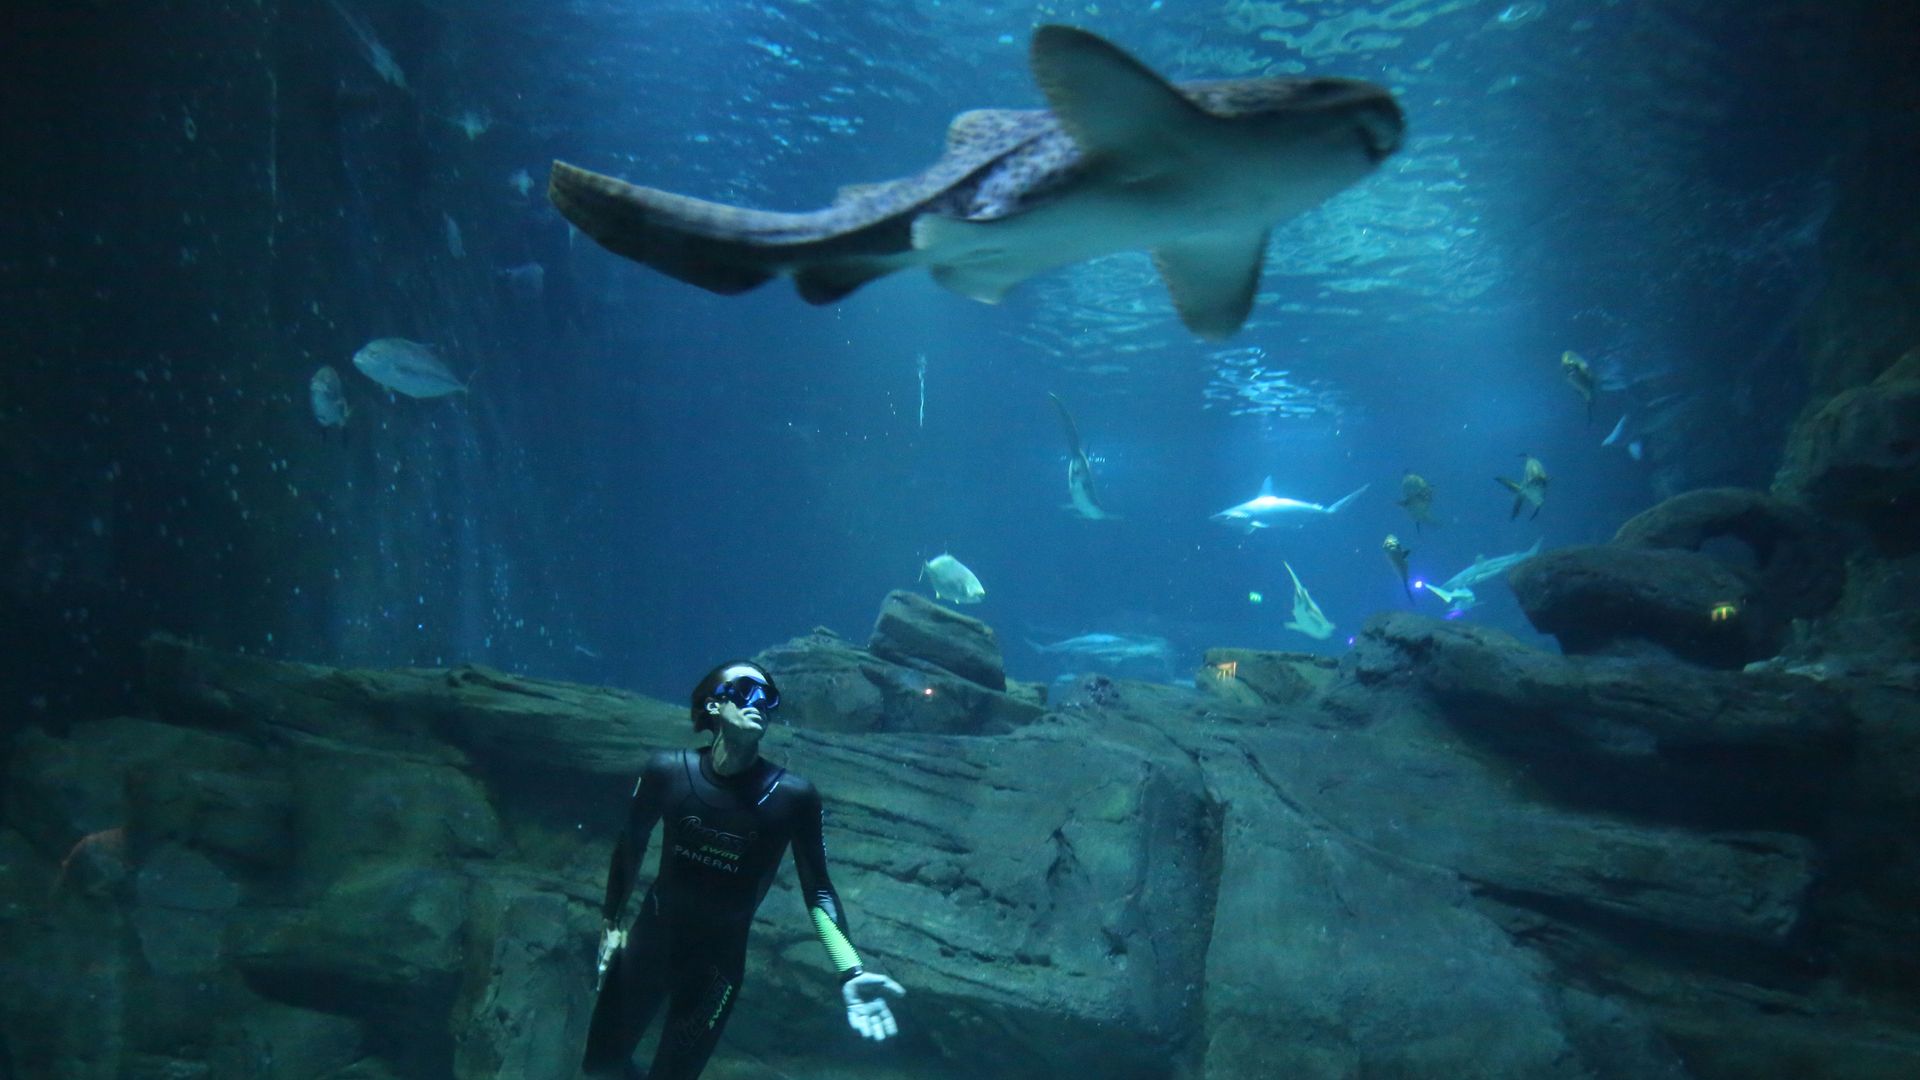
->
[
  {"left": 1561, "top": 350, "right": 1595, "bottom": 422},
  {"left": 1602, "top": 414, "right": 1645, "bottom": 461},
  {"left": 498, "top": 262, "right": 546, "bottom": 296},
  {"left": 1029, "top": 632, "right": 1173, "bottom": 666},
  {"left": 1048, "top": 392, "right": 1113, "bottom": 520},
  {"left": 309, "top": 365, "right": 351, "bottom": 431},
  {"left": 1495, "top": 454, "right": 1549, "bottom": 520},
  {"left": 1421, "top": 582, "right": 1477, "bottom": 616},
  {"left": 1282, "top": 561, "right": 1335, "bottom": 640},
  {"left": 1397, "top": 471, "right": 1436, "bottom": 532},
  {"left": 1439, "top": 538, "right": 1542, "bottom": 592},
  {"left": 351, "top": 338, "right": 471, "bottom": 398},
  {"left": 548, "top": 25, "right": 1404, "bottom": 341},
  {"left": 327, "top": 0, "right": 406, "bottom": 90},
  {"left": 920, "top": 553, "right": 986, "bottom": 604},
  {"left": 444, "top": 213, "right": 466, "bottom": 259},
  {"left": 1212, "top": 477, "right": 1369, "bottom": 532},
  {"left": 446, "top": 108, "right": 491, "bottom": 141},
  {"left": 1382, "top": 534, "right": 1414, "bottom": 602}
]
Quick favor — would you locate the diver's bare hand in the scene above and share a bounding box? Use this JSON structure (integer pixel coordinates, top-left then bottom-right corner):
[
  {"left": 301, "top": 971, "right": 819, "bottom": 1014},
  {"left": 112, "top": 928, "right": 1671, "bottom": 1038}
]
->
[{"left": 843, "top": 972, "right": 905, "bottom": 1041}]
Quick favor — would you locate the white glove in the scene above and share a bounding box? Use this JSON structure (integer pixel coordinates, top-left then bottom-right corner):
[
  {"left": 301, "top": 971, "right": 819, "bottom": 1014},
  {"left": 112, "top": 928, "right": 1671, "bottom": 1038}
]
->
[
  {"left": 842, "top": 971, "right": 905, "bottom": 1041},
  {"left": 595, "top": 925, "right": 627, "bottom": 990}
]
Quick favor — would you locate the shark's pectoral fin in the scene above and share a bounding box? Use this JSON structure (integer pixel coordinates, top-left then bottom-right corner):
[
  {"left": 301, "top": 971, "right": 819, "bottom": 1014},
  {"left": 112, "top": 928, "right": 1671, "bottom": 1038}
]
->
[
  {"left": 1152, "top": 230, "right": 1269, "bottom": 340},
  {"left": 912, "top": 216, "right": 1022, "bottom": 303},
  {"left": 1028, "top": 25, "right": 1206, "bottom": 159},
  {"left": 793, "top": 261, "right": 896, "bottom": 306}
]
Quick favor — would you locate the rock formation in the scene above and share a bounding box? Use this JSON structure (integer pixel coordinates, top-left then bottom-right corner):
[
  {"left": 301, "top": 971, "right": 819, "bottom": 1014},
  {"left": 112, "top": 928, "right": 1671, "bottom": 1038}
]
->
[{"left": 3, "top": 579, "right": 1916, "bottom": 1079}]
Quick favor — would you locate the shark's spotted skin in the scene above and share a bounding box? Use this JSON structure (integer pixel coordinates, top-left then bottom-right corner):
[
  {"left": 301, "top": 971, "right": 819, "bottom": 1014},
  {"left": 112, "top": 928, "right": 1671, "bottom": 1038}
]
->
[{"left": 550, "top": 25, "right": 1403, "bottom": 339}]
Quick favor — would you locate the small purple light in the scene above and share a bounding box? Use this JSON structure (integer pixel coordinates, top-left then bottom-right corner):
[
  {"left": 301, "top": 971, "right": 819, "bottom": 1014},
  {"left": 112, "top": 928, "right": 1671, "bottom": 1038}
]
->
[
  {"left": 1345, "top": 636, "right": 1356, "bottom": 647},
  {"left": 1413, "top": 579, "right": 1426, "bottom": 590},
  {"left": 1445, "top": 609, "right": 1466, "bottom": 620}
]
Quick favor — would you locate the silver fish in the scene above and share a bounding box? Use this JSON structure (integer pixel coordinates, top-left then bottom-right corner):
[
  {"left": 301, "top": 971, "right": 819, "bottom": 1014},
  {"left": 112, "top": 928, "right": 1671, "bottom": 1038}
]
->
[
  {"left": 350, "top": 338, "right": 470, "bottom": 398},
  {"left": 309, "top": 365, "right": 350, "bottom": 429},
  {"left": 549, "top": 25, "right": 1403, "bottom": 341},
  {"left": 920, "top": 553, "right": 986, "bottom": 604}
]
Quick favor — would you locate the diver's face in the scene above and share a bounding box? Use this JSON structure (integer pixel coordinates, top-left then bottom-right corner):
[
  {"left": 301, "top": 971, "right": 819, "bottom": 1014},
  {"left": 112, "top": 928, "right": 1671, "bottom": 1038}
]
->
[{"left": 710, "top": 697, "right": 766, "bottom": 737}]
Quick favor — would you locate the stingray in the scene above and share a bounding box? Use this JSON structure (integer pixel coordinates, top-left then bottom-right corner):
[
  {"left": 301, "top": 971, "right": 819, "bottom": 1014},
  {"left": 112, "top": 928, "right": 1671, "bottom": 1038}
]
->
[{"left": 548, "top": 25, "right": 1404, "bottom": 340}]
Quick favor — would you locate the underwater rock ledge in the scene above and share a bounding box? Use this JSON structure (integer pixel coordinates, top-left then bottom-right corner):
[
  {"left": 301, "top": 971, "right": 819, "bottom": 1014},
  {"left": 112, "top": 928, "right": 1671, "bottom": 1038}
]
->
[{"left": 0, "top": 605, "right": 1916, "bottom": 1079}]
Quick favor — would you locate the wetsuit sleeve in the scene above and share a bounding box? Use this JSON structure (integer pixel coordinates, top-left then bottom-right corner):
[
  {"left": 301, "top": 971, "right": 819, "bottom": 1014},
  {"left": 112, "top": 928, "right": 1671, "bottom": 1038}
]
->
[
  {"left": 602, "top": 752, "right": 671, "bottom": 924},
  {"left": 792, "top": 783, "right": 864, "bottom": 983}
]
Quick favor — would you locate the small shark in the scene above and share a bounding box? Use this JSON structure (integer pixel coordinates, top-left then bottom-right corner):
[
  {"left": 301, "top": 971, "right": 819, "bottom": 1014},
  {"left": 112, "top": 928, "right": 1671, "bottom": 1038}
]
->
[
  {"left": 1439, "top": 538, "right": 1543, "bottom": 592},
  {"left": 921, "top": 553, "right": 986, "bottom": 604},
  {"left": 1495, "top": 454, "right": 1550, "bottom": 519},
  {"left": 1282, "top": 561, "right": 1335, "bottom": 640},
  {"left": 1421, "top": 582, "right": 1477, "bottom": 617},
  {"left": 1048, "top": 392, "right": 1114, "bottom": 520},
  {"left": 1212, "top": 477, "right": 1369, "bottom": 531},
  {"left": 1382, "top": 534, "right": 1414, "bottom": 602},
  {"left": 1029, "top": 632, "right": 1174, "bottom": 667},
  {"left": 548, "top": 25, "right": 1404, "bottom": 340}
]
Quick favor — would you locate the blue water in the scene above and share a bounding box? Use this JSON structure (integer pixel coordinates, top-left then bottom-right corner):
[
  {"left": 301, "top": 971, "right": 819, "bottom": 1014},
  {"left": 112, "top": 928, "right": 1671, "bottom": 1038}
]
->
[{"left": 222, "top": 0, "right": 1842, "bottom": 698}]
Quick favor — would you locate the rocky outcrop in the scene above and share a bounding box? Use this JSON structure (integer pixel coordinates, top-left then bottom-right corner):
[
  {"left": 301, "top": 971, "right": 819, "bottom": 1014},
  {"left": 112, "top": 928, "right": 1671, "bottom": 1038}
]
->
[
  {"left": 754, "top": 615, "right": 1046, "bottom": 736},
  {"left": 1614, "top": 487, "right": 1845, "bottom": 618},
  {"left": 1511, "top": 545, "right": 1766, "bottom": 666},
  {"left": 1512, "top": 486, "right": 1849, "bottom": 667},
  {"left": 4, "top": 592, "right": 1918, "bottom": 1080},
  {"left": 1776, "top": 352, "right": 1920, "bottom": 554},
  {"left": 868, "top": 589, "right": 1007, "bottom": 690},
  {"left": 1195, "top": 647, "right": 1339, "bottom": 708},
  {"left": 1342, "top": 612, "right": 1854, "bottom": 830}
]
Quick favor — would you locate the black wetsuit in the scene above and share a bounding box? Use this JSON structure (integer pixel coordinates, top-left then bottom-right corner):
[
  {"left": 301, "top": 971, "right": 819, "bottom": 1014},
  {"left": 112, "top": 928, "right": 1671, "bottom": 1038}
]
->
[{"left": 582, "top": 747, "right": 863, "bottom": 1080}]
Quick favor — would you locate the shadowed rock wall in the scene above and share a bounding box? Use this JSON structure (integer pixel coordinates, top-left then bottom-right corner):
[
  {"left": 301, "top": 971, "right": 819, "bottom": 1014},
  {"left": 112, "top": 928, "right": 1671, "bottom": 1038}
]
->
[{"left": 4, "top": 581, "right": 1917, "bottom": 1078}]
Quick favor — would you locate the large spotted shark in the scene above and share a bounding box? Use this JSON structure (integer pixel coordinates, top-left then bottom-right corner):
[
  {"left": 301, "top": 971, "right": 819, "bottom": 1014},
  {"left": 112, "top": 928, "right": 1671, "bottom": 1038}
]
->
[{"left": 548, "top": 25, "right": 1404, "bottom": 340}]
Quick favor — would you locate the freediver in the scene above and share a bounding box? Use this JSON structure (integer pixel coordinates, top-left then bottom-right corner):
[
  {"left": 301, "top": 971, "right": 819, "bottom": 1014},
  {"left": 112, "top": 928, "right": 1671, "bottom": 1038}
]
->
[{"left": 582, "top": 661, "right": 906, "bottom": 1079}]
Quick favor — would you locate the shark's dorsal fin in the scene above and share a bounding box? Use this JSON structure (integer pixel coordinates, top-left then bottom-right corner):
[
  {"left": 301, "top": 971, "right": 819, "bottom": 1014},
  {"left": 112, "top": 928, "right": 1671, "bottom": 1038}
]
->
[
  {"left": 1153, "top": 229, "right": 1269, "bottom": 340},
  {"left": 945, "top": 108, "right": 1026, "bottom": 153},
  {"left": 1028, "top": 25, "right": 1206, "bottom": 161},
  {"left": 1259, "top": 476, "right": 1276, "bottom": 497}
]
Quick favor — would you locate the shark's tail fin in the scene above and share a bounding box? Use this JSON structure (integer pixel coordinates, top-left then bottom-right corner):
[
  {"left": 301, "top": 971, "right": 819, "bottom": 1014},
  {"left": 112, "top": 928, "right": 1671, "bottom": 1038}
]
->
[
  {"left": 1048, "top": 392, "right": 1084, "bottom": 454},
  {"left": 1325, "top": 484, "right": 1370, "bottom": 515},
  {"left": 549, "top": 161, "right": 794, "bottom": 296}
]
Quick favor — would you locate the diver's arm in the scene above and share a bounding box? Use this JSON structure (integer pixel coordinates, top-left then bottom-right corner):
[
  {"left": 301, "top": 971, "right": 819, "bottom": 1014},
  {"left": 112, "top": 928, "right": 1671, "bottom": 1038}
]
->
[
  {"left": 793, "top": 784, "right": 906, "bottom": 1040},
  {"left": 602, "top": 753, "right": 670, "bottom": 925},
  {"left": 791, "top": 784, "right": 865, "bottom": 981}
]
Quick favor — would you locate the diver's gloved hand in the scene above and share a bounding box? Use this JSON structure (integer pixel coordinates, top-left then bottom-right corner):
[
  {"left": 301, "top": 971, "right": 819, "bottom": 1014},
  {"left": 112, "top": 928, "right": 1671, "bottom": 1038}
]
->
[
  {"left": 595, "top": 923, "right": 627, "bottom": 990},
  {"left": 842, "top": 972, "right": 905, "bottom": 1041}
]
